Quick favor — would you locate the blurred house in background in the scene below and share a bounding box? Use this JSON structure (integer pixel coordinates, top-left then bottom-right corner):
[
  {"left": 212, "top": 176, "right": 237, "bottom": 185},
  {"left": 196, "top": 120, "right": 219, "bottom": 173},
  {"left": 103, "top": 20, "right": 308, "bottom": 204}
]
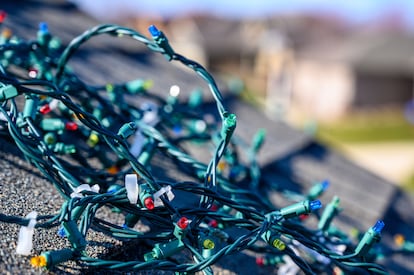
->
[
  {"left": 130, "top": 14, "right": 414, "bottom": 122},
  {"left": 295, "top": 29, "right": 414, "bottom": 121}
]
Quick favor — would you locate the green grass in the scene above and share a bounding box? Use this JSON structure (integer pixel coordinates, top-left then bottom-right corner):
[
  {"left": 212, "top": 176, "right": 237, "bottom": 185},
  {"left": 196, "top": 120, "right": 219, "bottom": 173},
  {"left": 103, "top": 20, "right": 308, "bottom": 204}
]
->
[
  {"left": 403, "top": 173, "right": 414, "bottom": 192},
  {"left": 239, "top": 88, "right": 264, "bottom": 108},
  {"left": 316, "top": 110, "right": 414, "bottom": 144},
  {"left": 315, "top": 109, "right": 414, "bottom": 192}
]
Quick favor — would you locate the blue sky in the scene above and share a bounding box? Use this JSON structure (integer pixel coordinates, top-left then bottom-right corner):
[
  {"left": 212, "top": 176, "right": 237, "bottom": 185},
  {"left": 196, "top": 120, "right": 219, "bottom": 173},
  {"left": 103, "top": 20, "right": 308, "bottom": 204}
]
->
[{"left": 71, "top": 0, "right": 414, "bottom": 26}]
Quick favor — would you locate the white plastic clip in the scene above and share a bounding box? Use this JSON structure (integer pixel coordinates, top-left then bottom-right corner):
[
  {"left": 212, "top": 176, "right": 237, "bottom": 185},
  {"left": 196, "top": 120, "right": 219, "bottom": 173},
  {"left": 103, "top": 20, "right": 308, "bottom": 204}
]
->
[
  {"left": 153, "top": 185, "right": 175, "bottom": 207},
  {"left": 125, "top": 174, "right": 139, "bottom": 204},
  {"left": 70, "top": 184, "right": 100, "bottom": 198},
  {"left": 0, "top": 111, "right": 9, "bottom": 122},
  {"left": 49, "top": 98, "right": 59, "bottom": 110},
  {"left": 130, "top": 102, "right": 159, "bottom": 157},
  {"left": 16, "top": 211, "right": 37, "bottom": 255},
  {"left": 293, "top": 239, "right": 330, "bottom": 265},
  {"left": 141, "top": 101, "right": 159, "bottom": 126},
  {"left": 277, "top": 255, "right": 300, "bottom": 275},
  {"left": 130, "top": 131, "right": 145, "bottom": 157}
]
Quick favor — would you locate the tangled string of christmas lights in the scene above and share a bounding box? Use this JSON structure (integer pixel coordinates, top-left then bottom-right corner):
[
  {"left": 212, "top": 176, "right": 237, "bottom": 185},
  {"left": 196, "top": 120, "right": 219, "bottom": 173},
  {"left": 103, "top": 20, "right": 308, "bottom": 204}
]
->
[{"left": 0, "top": 13, "right": 412, "bottom": 274}]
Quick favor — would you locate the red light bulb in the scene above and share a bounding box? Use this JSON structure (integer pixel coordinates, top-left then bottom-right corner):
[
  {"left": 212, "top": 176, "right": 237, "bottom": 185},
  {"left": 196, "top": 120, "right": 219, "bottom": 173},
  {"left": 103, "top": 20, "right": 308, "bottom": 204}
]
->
[
  {"left": 299, "top": 214, "right": 309, "bottom": 221},
  {"left": 144, "top": 197, "right": 154, "bottom": 210},
  {"left": 177, "top": 216, "right": 189, "bottom": 229},
  {"left": 256, "top": 257, "right": 264, "bottom": 266},
  {"left": 65, "top": 121, "right": 78, "bottom": 131},
  {"left": 39, "top": 104, "right": 51, "bottom": 115},
  {"left": 0, "top": 11, "right": 7, "bottom": 23},
  {"left": 28, "top": 68, "right": 38, "bottom": 78},
  {"left": 208, "top": 220, "right": 218, "bottom": 228}
]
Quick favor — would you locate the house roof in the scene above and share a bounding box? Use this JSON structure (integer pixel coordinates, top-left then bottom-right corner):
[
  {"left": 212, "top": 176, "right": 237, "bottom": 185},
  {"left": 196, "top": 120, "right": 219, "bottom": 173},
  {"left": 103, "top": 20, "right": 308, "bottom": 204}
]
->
[
  {"left": 0, "top": 1, "right": 413, "bottom": 274},
  {"left": 298, "top": 30, "right": 414, "bottom": 76}
]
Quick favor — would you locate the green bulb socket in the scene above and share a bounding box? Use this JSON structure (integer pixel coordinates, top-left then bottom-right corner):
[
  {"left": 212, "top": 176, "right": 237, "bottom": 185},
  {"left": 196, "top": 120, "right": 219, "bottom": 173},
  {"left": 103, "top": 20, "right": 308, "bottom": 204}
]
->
[
  {"left": 37, "top": 27, "right": 52, "bottom": 49},
  {"left": 48, "top": 37, "right": 61, "bottom": 50},
  {"left": 318, "top": 196, "right": 340, "bottom": 231},
  {"left": 23, "top": 95, "right": 38, "bottom": 119},
  {"left": 221, "top": 113, "right": 237, "bottom": 141},
  {"left": 144, "top": 239, "right": 184, "bottom": 261},
  {"left": 138, "top": 184, "right": 152, "bottom": 206},
  {"left": 41, "top": 248, "right": 74, "bottom": 269},
  {"left": 151, "top": 31, "right": 175, "bottom": 61},
  {"left": 0, "top": 83, "right": 18, "bottom": 101},
  {"left": 124, "top": 213, "right": 140, "bottom": 228},
  {"left": 307, "top": 180, "right": 329, "bottom": 200},
  {"left": 62, "top": 220, "right": 87, "bottom": 251},
  {"left": 173, "top": 222, "right": 188, "bottom": 240},
  {"left": 138, "top": 142, "right": 156, "bottom": 166},
  {"left": 354, "top": 221, "right": 384, "bottom": 256},
  {"left": 117, "top": 122, "right": 137, "bottom": 139},
  {"left": 252, "top": 128, "right": 266, "bottom": 153},
  {"left": 52, "top": 143, "right": 76, "bottom": 154},
  {"left": 188, "top": 88, "right": 203, "bottom": 109},
  {"left": 125, "top": 79, "right": 149, "bottom": 94},
  {"left": 280, "top": 200, "right": 321, "bottom": 219},
  {"left": 402, "top": 240, "right": 414, "bottom": 252},
  {"left": 266, "top": 255, "right": 285, "bottom": 266},
  {"left": 261, "top": 231, "right": 286, "bottom": 250},
  {"left": 40, "top": 118, "right": 65, "bottom": 132}
]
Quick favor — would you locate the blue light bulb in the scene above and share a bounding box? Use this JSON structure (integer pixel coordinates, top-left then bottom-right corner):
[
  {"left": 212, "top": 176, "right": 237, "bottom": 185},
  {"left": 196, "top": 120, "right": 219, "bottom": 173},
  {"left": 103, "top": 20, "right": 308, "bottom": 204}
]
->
[
  {"left": 173, "top": 124, "right": 182, "bottom": 135},
  {"left": 309, "top": 200, "right": 322, "bottom": 211},
  {"left": 107, "top": 184, "right": 121, "bottom": 194},
  {"left": 39, "top": 22, "right": 48, "bottom": 33},
  {"left": 321, "top": 180, "right": 330, "bottom": 190},
  {"left": 57, "top": 226, "right": 66, "bottom": 237},
  {"left": 148, "top": 25, "right": 161, "bottom": 37},
  {"left": 372, "top": 220, "right": 385, "bottom": 234}
]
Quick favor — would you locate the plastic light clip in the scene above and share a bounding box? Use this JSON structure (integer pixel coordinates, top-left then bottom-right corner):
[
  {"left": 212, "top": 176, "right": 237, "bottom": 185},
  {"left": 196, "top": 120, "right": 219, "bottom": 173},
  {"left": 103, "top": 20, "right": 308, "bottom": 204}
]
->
[
  {"left": 125, "top": 174, "right": 139, "bottom": 204},
  {"left": 153, "top": 185, "right": 175, "bottom": 207},
  {"left": 70, "top": 184, "right": 100, "bottom": 198},
  {"left": 141, "top": 101, "right": 159, "bottom": 126},
  {"left": 130, "top": 131, "right": 145, "bottom": 157},
  {"left": 278, "top": 255, "right": 300, "bottom": 275},
  {"left": 16, "top": 211, "right": 38, "bottom": 255}
]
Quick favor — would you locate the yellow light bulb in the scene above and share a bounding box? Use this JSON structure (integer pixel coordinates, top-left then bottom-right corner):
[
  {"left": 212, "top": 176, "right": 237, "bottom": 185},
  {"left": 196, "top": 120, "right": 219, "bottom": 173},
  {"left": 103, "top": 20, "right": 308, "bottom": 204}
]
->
[
  {"left": 105, "top": 83, "right": 114, "bottom": 92},
  {"left": 2, "top": 28, "right": 12, "bottom": 39},
  {"left": 394, "top": 234, "right": 405, "bottom": 247},
  {"left": 30, "top": 255, "right": 47, "bottom": 268},
  {"left": 272, "top": 238, "right": 286, "bottom": 250},
  {"left": 107, "top": 165, "right": 119, "bottom": 175},
  {"left": 143, "top": 80, "right": 153, "bottom": 90},
  {"left": 87, "top": 133, "right": 99, "bottom": 147},
  {"left": 217, "top": 161, "right": 227, "bottom": 172},
  {"left": 203, "top": 239, "right": 215, "bottom": 250}
]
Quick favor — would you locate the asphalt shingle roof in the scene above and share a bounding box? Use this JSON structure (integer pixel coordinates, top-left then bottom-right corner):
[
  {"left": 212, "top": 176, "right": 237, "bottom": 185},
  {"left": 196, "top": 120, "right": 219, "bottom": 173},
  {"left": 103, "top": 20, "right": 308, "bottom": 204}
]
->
[{"left": 1, "top": 0, "right": 413, "bottom": 274}]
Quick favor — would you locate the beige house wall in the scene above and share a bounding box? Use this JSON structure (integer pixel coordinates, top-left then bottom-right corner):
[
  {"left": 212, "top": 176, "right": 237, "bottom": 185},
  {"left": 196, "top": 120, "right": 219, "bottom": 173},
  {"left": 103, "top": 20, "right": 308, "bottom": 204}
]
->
[{"left": 292, "top": 59, "right": 355, "bottom": 121}]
